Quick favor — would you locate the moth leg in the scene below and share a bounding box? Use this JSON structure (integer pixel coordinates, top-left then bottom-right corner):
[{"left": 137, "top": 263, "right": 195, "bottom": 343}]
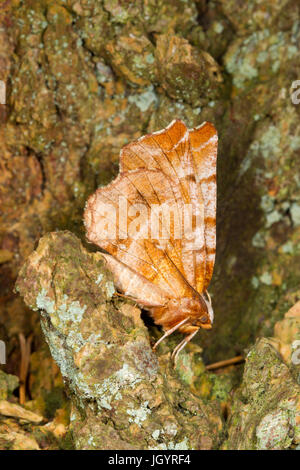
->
[
  {"left": 171, "top": 329, "right": 199, "bottom": 364},
  {"left": 152, "top": 317, "right": 190, "bottom": 351},
  {"left": 113, "top": 291, "right": 137, "bottom": 301}
]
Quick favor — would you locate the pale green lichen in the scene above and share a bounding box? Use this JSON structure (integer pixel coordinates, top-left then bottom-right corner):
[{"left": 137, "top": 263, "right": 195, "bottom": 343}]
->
[
  {"left": 239, "top": 123, "right": 283, "bottom": 177},
  {"left": 175, "top": 351, "right": 194, "bottom": 386},
  {"left": 290, "top": 136, "right": 300, "bottom": 151},
  {"left": 58, "top": 296, "right": 87, "bottom": 323},
  {"left": 65, "top": 329, "right": 85, "bottom": 353},
  {"left": 259, "top": 272, "right": 272, "bottom": 286},
  {"left": 238, "top": 153, "right": 252, "bottom": 178},
  {"left": 150, "top": 422, "right": 178, "bottom": 445},
  {"left": 256, "top": 409, "right": 295, "bottom": 450},
  {"left": 257, "top": 51, "right": 268, "bottom": 63},
  {"left": 128, "top": 86, "right": 157, "bottom": 112},
  {"left": 41, "top": 322, "right": 75, "bottom": 381},
  {"left": 146, "top": 53, "right": 155, "bottom": 64},
  {"left": 36, "top": 288, "right": 55, "bottom": 314},
  {"left": 37, "top": 290, "right": 86, "bottom": 326},
  {"left": 149, "top": 437, "right": 190, "bottom": 450},
  {"left": 41, "top": 316, "right": 99, "bottom": 409},
  {"left": 105, "top": 281, "right": 115, "bottom": 299},
  {"left": 260, "top": 194, "right": 275, "bottom": 213},
  {"left": 127, "top": 400, "right": 151, "bottom": 426},
  {"left": 257, "top": 126, "right": 281, "bottom": 159},
  {"left": 94, "top": 363, "right": 142, "bottom": 410},
  {"left": 225, "top": 29, "right": 261, "bottom": 87},
  {"left": 213, "top": 21, "right": 224, "bottom": 34},
  {"left": 164, "top": 422, "right": 178, "bottom": 437},
  {"left": 95, "top": 274, "right": 103, "bottom": 285},
  {"left": 226, "top": 27, "right": 299, "bottom": 88},
  {"left": 152, "top": 429, "right": 160, "bottom": 440},
  {"left": 251, "top": 276, "right": 260, "bottom": 289},
  {"left": 87, "top": 436, "right": 96, "bottom": 447},
  {"left": 266, "top": 210, "right": 281, "bottom": 228},
  {"left": 290, "top": 203, "right": 300, "bottom": 226},
  {"left": 252, "top": 232, "right": 266, "bottom": 248},
  {"left": 281, "top": 241, "right": 294, "bottom": 254}
]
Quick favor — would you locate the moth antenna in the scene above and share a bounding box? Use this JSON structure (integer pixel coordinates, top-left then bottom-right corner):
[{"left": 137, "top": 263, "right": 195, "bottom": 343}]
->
[
  {"left": 152, "top": 317, "right": 190, "bottom": 351},
  {"left": 172, "top": 329, "right": 199, "bottom": 364},
  {"left": 205, "top": 290, "right": 212, "bottom": 305}
]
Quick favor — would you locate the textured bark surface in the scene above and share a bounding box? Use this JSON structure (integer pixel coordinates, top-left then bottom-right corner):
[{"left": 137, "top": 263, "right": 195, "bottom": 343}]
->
[
  {"left": 225, "top": 338, "right": 300, "bottom": 450},
  {"left": 15, "top": 231, "right": 300, "bottom": 449},
  {"left": 0, "top": 0, "right": 300, "bottom": 450},
  {"left": 16, "top": 231, "right": 223, "bottom": 450}
]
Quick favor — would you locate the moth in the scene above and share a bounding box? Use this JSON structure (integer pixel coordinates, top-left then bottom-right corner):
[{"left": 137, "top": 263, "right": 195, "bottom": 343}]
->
[{"left": 84, "top": 120, "right": 217, "bottom": 361}]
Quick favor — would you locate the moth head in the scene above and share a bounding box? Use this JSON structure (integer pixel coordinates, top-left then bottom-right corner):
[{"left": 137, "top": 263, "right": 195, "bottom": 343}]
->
[{"left": 197, "top": 291, "right": 213, "bottom": 329}]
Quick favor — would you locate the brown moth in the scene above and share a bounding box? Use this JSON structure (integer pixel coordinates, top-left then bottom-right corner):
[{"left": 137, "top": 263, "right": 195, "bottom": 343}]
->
[{"left": 84, "top": 120, "right": 217, "bottom": 361}]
